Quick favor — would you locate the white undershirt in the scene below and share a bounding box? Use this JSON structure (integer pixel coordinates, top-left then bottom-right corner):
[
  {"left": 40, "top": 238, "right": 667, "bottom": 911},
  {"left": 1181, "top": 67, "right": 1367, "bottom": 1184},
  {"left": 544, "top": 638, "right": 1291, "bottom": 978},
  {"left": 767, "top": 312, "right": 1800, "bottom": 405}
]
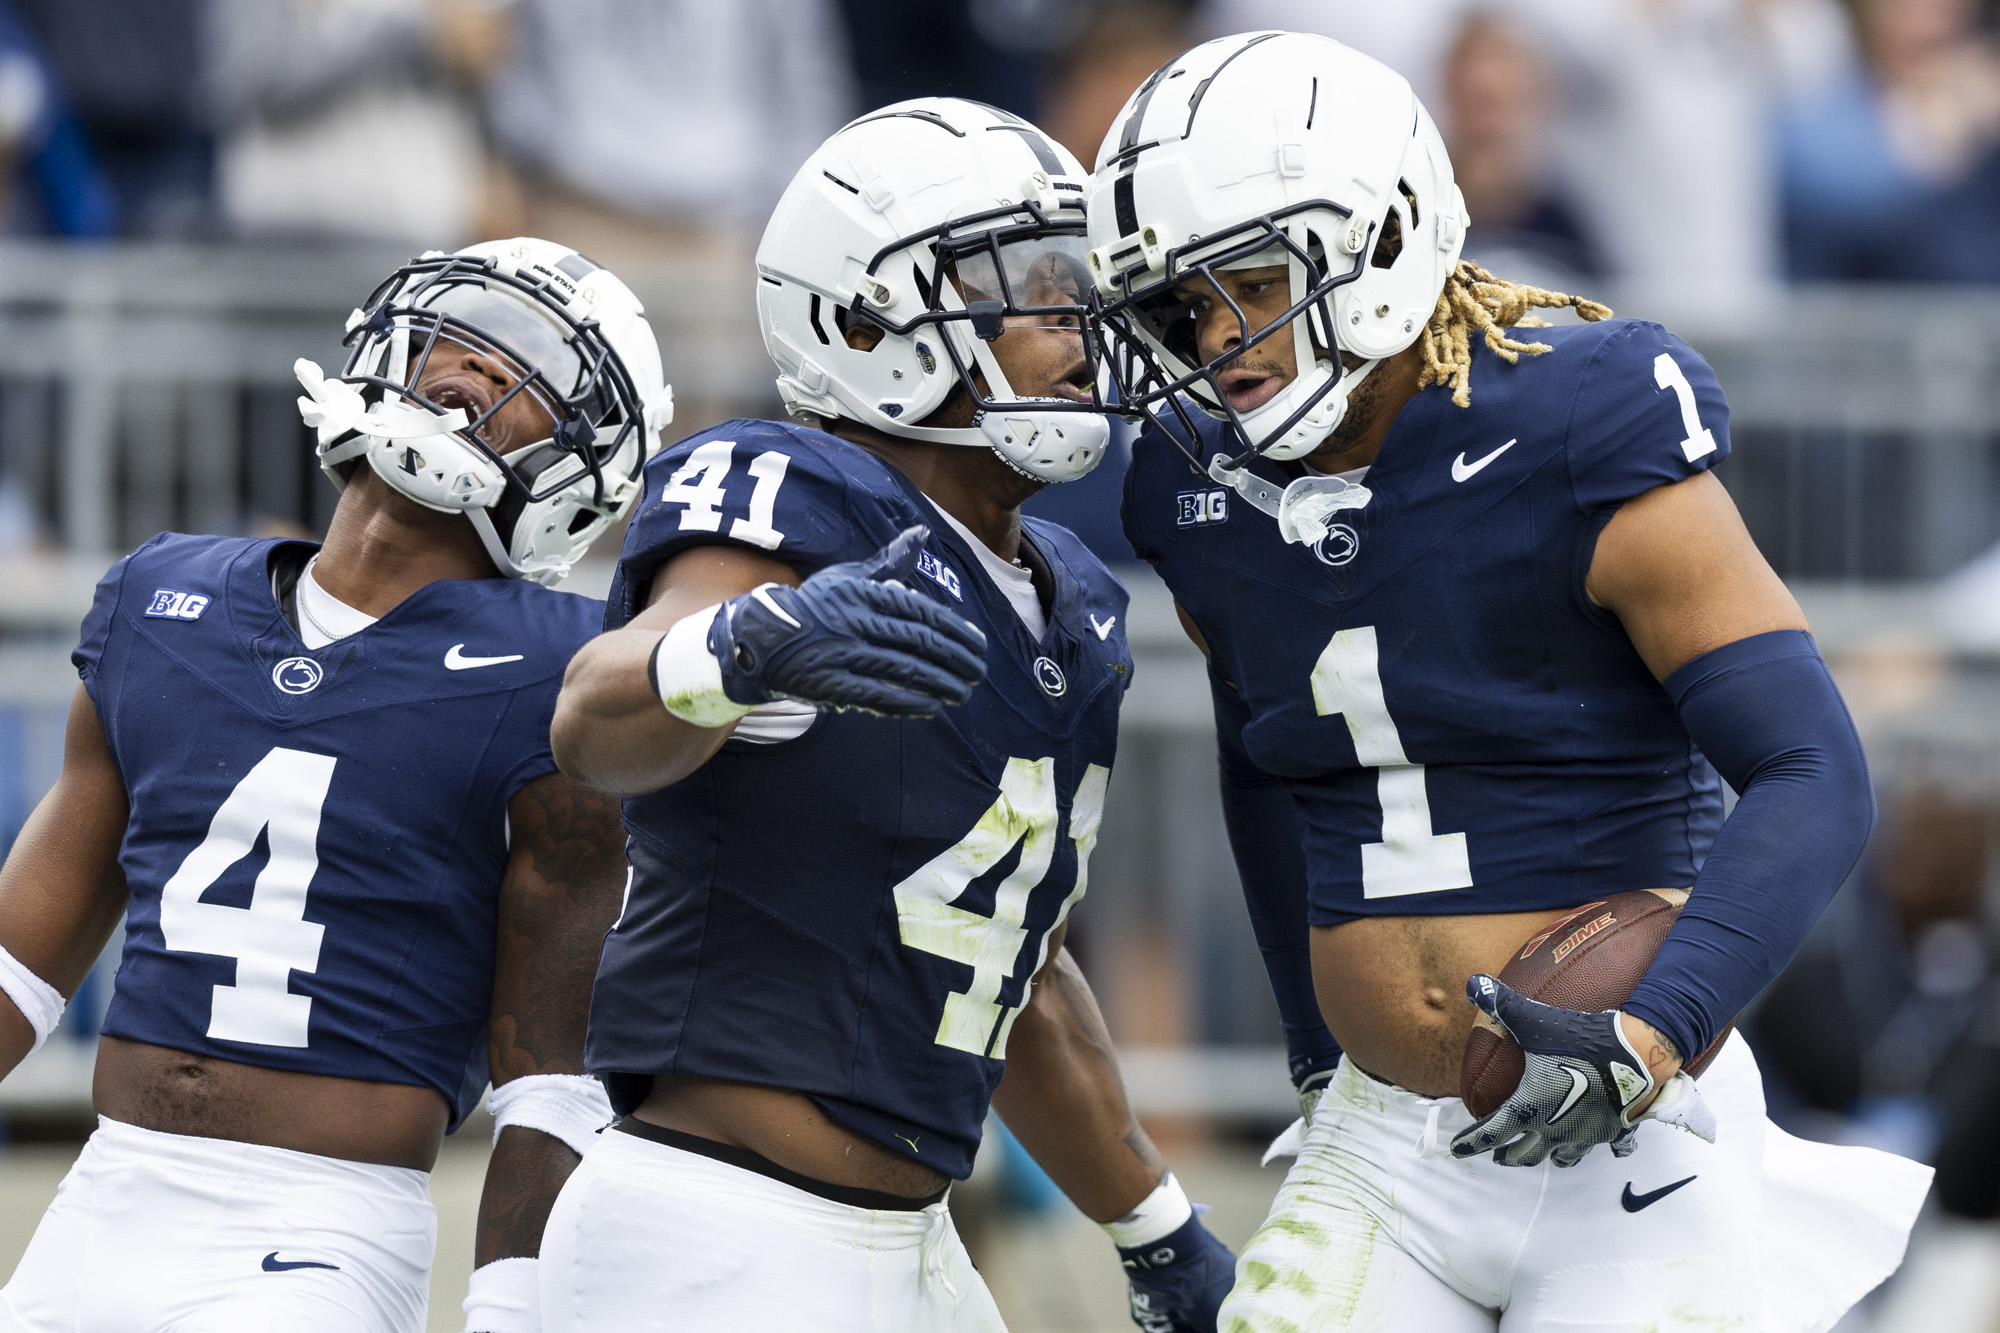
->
[
  {"left": 295, "top": 558, "right": 378, "bottom": 649},
  {"left": 923, "top": 498, "right": 1048, "bottom": 641},
  {"left": 1303, "top": 462, "right": 1371, "bottom": 485}
]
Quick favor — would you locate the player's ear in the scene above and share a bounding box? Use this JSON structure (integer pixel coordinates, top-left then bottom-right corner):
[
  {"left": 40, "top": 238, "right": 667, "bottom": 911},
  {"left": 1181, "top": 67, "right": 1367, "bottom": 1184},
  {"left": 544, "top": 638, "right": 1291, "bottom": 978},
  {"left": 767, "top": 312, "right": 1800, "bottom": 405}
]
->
[{"left": 838, "top": 307, "right": 884, "bottom": 352}]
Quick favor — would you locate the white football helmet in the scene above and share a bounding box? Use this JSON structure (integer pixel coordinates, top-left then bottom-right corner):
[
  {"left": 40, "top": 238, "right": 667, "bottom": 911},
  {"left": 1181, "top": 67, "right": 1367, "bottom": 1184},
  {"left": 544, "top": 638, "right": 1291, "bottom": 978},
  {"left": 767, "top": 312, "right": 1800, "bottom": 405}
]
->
[
  {"left": 756, "top": 98, "right": 1111, "bottom": 484},
  {"left": 1086, "top": 32, "right": 1467, "bottom": 465},
  {"left": 296, "top": 237, "right": 673, "bottom": 585}
]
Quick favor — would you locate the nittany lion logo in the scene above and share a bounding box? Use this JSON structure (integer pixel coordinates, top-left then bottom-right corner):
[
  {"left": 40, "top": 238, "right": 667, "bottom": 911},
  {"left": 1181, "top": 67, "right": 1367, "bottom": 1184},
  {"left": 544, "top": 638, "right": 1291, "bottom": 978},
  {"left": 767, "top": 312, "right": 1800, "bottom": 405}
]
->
[
  {"left": 271, "top": 657, "right": 324, "bottom": 695},
  {"left": 1313, "top": 523, "right": 1359, "bottom": 567},
  {"left": 1033, "top": 656, "right": 1066, "bottom": 698}
]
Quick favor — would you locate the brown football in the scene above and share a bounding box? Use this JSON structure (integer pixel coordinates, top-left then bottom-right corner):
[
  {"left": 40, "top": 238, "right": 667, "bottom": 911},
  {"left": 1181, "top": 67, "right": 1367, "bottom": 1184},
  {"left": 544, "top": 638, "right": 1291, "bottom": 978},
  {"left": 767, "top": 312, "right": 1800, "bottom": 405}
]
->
[{"left": 1459, "top": 888, "right": 1732, "bottom": 1117}]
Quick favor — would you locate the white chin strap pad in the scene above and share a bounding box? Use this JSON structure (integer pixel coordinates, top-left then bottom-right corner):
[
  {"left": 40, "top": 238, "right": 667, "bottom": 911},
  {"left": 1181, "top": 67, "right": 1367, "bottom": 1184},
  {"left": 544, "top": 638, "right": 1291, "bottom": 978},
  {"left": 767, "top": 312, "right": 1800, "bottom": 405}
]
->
[
  {"left": 978, "top": 409, "right": 1111, "bottom": 484},
  {"left": 1239, "top": 358, "right": 1378, "bottom": 462}
]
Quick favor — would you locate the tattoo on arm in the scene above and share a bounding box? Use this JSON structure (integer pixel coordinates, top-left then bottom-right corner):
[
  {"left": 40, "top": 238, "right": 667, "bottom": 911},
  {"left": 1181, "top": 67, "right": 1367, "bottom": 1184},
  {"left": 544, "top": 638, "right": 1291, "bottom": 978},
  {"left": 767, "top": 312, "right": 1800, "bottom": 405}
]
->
[{"left": 476, "top": 1128, "right": 583, "bottom": 1266}]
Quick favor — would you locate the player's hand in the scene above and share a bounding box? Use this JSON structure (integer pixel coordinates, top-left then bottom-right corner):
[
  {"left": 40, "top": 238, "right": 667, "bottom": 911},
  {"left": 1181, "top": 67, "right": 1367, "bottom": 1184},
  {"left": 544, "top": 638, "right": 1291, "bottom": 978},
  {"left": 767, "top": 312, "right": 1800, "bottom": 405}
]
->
[
  {"left": 1449, "top": 975, "right": 1716, "bottom": 1168},
  {"left": 1118, "top": 1210, "right": 1237, "bottom": 1332},
  {"left": 710, "top": 526, "right": 988, "bottom": 717}
]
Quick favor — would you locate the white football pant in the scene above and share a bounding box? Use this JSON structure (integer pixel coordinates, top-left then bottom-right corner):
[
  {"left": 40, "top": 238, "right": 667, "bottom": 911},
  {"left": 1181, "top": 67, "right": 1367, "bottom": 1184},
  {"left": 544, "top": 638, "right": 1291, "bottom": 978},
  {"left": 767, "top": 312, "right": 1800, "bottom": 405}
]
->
[
  {"left": 540, "top": 1123, "right": 1006, "bottom": 1332},
  {"left": 1221, "top": 1034, "right": 1934, "bottom": 1332},
  {"left": 0, "top": 1116, "right": 433, "bottom": 1333}
]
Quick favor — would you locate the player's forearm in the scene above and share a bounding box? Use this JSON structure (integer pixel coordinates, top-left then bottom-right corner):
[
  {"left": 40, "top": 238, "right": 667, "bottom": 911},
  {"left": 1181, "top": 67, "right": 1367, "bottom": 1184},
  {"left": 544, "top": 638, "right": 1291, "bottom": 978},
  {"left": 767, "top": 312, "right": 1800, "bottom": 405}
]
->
[
  {"left": 990, "top": 949, "right": 1163, "bottom": 1221},
  {"left": 0, "top": 691, "right": 132, "bottom": 1078},
  {"left": 550, "top": 626, "right": 731, "bottom": 795},
  {"left": 473, "top": 1125, "right": 582, "bottom": 1265},
  {"left": 1623, "top": 630, "right": 1873, "bottom": 1062}
]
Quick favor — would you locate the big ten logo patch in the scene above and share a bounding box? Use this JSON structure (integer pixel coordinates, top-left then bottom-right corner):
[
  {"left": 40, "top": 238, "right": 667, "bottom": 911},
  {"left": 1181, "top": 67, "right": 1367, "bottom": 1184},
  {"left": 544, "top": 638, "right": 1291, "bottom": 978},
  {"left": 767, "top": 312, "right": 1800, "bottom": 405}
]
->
[
  {"left": 145, "top": 589, "right": 210, "bottom": 621},
  {"left": 917, "top": 550, "right": 962, "bottom": 600},
  {"left": 1176, "top": 490, "right": 1229, "bottom": 527}
]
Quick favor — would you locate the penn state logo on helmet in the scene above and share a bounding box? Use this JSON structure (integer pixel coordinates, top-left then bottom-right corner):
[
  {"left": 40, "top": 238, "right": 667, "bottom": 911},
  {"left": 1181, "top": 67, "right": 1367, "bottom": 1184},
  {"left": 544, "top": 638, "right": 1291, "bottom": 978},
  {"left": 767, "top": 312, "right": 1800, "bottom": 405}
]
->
[{"left": 294, "top": 237, "right": 674, "bottom": 586}]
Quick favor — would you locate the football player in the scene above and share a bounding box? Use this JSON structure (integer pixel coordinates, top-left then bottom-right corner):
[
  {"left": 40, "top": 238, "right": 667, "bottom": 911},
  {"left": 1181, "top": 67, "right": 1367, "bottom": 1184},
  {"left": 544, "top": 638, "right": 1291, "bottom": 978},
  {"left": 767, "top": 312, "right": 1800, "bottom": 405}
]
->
[
  {"left": 545, "top": 100, "right": 1236, "bottom": 1332},
  {"left": 0, "top": 238, "right": 672, "bottom": 1333},
  {"left": 1087, "top": 32, "right": 1935, "bottom": 1331}
]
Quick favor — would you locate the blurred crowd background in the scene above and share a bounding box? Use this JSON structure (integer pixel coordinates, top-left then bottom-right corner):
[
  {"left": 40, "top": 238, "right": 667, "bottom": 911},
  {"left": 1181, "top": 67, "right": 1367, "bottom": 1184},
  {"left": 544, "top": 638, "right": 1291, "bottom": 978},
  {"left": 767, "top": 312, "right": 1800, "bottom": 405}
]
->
[
  {"left": 2, "top": 1, "right": 2000, "bottom": 1329},
  {"left": 8, "top": 0, "right": 2000, "bottom": 286}
]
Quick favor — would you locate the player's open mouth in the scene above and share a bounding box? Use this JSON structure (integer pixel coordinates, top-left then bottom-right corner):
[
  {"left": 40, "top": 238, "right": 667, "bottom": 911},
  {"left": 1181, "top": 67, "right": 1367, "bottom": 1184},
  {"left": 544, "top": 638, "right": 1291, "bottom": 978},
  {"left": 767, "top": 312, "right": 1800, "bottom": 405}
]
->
[
  {"left": 425, "top": 377, "right": 495, "bottom": 420},
  {"left": 1218, "top": 369, "right": 1283, "bottom": 414},
  {"left": 1046, "top": 366, "right": 1093, "bottom": 404}
]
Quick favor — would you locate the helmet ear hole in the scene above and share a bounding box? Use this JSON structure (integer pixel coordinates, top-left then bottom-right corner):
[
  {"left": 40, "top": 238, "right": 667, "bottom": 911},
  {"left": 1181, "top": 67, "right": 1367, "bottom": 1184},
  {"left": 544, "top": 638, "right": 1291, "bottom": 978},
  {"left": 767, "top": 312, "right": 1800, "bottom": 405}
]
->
[
  {"left": 833, "top": 304, "right": 885, "bottom": 352},
  {"left": 1369, "top": 207, "right": 1405, "bottom": 270}
]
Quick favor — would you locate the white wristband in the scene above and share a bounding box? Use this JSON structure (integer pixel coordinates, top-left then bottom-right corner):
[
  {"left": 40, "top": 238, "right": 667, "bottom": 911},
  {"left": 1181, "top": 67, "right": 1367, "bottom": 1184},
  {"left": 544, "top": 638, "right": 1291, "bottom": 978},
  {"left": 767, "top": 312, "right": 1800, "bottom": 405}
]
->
[
  {"left": 650, "top": 602, "right": 755, "bottom": 729},
  {"left": 0, "top": 944, "right": 64, "bottom": 1054},
  {"left": 488, "top": 1073, "right": 614, "bottom": 1159},
  {"left": 462, "top": 1256, "right": 539, "bottom": 1333},
  {"left": 1101, "top": 1172, "right": 1194, "bottom": 1249}
]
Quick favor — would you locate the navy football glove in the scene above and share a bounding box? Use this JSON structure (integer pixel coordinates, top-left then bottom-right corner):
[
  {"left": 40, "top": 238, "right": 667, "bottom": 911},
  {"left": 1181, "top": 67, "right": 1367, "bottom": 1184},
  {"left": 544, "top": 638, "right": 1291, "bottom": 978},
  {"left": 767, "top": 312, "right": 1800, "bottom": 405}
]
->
[
  {"left": 1450, "top": 975, "right": 1717, "bottom": 1168},
  {"left": 710, "top": 526, "right": 988, "bottom": 717},
  {"left": 1118, "top": 1210, "right": 1237, "bottom": 1333}
]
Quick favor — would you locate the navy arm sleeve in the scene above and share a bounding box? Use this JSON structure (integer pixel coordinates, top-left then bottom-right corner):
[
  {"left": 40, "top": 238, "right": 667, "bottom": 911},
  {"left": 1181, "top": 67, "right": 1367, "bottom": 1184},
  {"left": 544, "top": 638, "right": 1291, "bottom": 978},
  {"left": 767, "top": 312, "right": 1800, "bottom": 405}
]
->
[
  {"left": 1621, "top": 630, "right": 1874, "bottom": 1062},
  {"left": 1211, "top": 671, "right": 1344, "bottom": 1088}
]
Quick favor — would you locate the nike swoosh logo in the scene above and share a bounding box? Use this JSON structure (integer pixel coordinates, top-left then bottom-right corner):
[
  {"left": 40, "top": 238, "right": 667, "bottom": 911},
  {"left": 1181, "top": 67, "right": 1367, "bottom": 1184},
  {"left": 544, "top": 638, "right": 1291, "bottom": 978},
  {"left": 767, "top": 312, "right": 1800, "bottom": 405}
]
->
[
  {"left": 1547, "top": 1066, "right": 1590, "bottom": 1124},
  {"left": 1089, "top": 614, "right": 1116, "bottom": 641},
  {"left": 262, "top": 1252, "right": 340, "bottom": 1272},
  {"left": 1621, "top": 1175, "right": 1698, "bottom": 1212},
  {"left": 1451, "top": 438, "right": 1517, "bottom": 482},
  {"left": 444, "top": 644, "right": 525, "bottom": 671}
]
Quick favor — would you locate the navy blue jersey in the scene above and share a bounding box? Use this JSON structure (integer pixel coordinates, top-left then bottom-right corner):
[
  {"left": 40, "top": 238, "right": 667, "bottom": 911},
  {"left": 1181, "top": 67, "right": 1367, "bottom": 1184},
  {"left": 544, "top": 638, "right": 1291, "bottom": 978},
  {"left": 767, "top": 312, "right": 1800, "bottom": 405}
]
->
[
  {"left": 1127, "top": 320, "right": 1728, "bottom": 926},
  {"left": 75, "top": 535, "right": 601, "bottom": 1128},
  {"left": 591, "top": 419, "right": 1131, "bottom": 1180}
]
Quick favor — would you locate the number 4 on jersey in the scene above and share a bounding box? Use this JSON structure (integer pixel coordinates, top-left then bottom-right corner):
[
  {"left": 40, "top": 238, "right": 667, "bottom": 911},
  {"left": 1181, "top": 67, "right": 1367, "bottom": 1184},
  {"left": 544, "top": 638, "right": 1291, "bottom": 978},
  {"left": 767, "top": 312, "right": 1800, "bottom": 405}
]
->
[
  {"left": 158, "top": 747, "right": 336, "bottom": 1048},
  {"left": 894, "top": 758, "right": 1109, "bottom": 1059}
]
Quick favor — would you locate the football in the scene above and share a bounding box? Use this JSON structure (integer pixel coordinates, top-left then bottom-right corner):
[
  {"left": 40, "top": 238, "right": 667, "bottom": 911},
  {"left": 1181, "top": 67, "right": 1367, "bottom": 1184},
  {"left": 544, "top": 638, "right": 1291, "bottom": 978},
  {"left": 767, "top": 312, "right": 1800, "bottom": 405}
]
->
[{"left": 1460, "top": 888, "right": 1731, "bottom": 1117}]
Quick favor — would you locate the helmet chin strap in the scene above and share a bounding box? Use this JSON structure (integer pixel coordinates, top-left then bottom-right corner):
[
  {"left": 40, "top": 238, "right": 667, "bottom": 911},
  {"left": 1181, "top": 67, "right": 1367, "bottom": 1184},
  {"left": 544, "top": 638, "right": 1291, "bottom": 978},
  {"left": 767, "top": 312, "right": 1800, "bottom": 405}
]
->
[
  {"left": 1236, "top": 354, "right": 1378, "bottom": 461},
  {"left": 1205, "top": 356, "right": 1380, "bottom": 545}
]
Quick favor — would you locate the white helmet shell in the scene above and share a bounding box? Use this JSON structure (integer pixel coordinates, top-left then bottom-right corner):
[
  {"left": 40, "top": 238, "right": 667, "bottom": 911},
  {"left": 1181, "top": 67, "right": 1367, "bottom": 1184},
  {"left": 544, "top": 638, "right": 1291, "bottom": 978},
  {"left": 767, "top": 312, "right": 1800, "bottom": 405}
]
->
[
  {"left": 756, "top": 98, "right": 1111, "bottom": 484},
  {"left": 298, "top": 236, "right": 672, "bottom": 585},
  {"left": 1085, "top": 32, "right": 1467, "bottom": 461}
]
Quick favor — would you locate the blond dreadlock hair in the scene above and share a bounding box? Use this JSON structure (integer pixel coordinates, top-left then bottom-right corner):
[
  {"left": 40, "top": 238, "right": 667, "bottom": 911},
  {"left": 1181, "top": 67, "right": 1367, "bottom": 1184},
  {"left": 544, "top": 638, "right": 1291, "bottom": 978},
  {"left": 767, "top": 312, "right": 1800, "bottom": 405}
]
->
[{"left": 1416, "top": 261, "right": 1613, "bottom": 408}]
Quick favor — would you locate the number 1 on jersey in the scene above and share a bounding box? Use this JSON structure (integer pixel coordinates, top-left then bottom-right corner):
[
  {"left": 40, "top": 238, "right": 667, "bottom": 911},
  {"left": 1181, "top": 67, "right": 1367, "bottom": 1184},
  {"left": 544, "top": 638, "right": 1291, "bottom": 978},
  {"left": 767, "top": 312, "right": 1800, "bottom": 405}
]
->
[
  {"left": 158, "top": 747, "right": 336, "bottom": 1047},
  {"left": 1311, "top": 626, "right": 1473, "bottom": 898}
]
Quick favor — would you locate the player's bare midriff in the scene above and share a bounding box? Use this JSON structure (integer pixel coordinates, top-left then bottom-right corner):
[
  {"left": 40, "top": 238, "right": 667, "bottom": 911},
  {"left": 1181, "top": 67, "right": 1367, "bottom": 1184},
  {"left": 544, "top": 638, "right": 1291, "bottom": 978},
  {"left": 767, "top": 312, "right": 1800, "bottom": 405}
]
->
[
  {"left": 634, "top": 1074, "right": 952, "bottom": 1200},
  {"left": 1311, "top": 907, "right": 1584, "bottom": 1097},
  {"left": 94, "top": 1036, "right": 449, "bottom": 1171}
]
